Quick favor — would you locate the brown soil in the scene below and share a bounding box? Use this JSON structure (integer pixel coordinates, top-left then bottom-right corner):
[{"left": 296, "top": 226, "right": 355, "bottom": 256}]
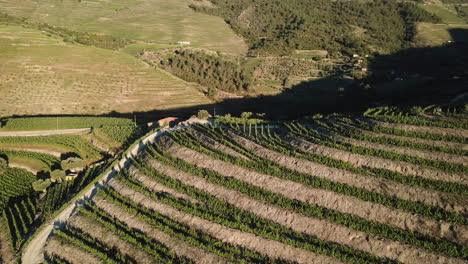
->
[
  {"left": 334, "top": 120, "right": 468, "bottom": 151},
  {"left": 68, "top": 214, "right": 155, "bottom": 264},
  {"left": 373, "top": 120, "right": 468, "bottom": 139},
  {"left": 287, "top": 136, "right": 468, "bottom": 186},
  {"left": 94, "top": 195, "right": 225, "bottom": 264},
  {"left": 109, "top": 180, "right": 341, "bottom": 264},
  {"left": 227, "top": 131, "right": 468, "bottom": 215},
  {"left": 189, "top": 129, "right": 250, "bottom": 160},
  {"left": 337, "top": 135, "right": 468, "bottom": 166},
  {"left": 0, "top": 146, "right": 63, "bottom": 157},
  {"left": 44, "top": 236, "right": 103, "bottom": 264},
  {"left": 164, "top": 142, "right": 468, "bottom": 245},
  {"left": 128, "top": 166, "right": 201, "bottom": 204},
  {"left": 142, "top": 158, "right": 464, "bottom": 264},
  {"left": 0, "top": 227, "right": 15, "bottom": 264}
]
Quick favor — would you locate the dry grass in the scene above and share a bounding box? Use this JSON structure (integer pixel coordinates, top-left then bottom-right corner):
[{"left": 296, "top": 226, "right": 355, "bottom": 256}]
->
[{"left": 0, "top": 25, "right": 212, "bottom": 117}]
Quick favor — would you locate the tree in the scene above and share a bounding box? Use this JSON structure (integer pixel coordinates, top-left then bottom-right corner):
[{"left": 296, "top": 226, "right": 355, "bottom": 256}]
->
[
  {"left": 241, "top": 112, "right": 254, "bottom": 119},
  {"left": 196, "top": 110, "right": 211, "bottom": 120}
]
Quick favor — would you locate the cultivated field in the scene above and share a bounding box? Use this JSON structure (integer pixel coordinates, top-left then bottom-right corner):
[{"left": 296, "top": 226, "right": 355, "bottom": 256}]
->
[
  {"left": 0, "top": 0, "right": 247, "bottom": 55},
  {"left": 0, "top": 25, "right": 212, "bottom": 117},
  {"left": 44, "top": 113, "right": 468, "bottom": 264},
  {"left": 416, "top": 22, "right": 468, "bottom": 45},
  {"left": 0, "top": 117, "right": 142, "bottom": 263}
]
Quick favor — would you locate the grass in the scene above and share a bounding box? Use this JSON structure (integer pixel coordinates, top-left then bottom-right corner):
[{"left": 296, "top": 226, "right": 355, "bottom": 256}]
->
[
  {"left": 0, "top": 25, "right": 212, "bottom": 117},
  {"left": 0, "top": 0, "right": 247, "bottom": 55},
  {"left": 420, "top": 4, "right": 466, "bottom": 24},
  {"left": 415, "top": 22, "right": 468, "bottom": 45}
]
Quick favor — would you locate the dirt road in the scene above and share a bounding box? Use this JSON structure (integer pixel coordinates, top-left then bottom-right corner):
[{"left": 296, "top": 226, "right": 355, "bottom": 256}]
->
[
  {"left": 21, "top": 129, "right": 163, "bottom": 264},
  {"left": 0, "top": 128, "right": 91, "bottom": 137}
]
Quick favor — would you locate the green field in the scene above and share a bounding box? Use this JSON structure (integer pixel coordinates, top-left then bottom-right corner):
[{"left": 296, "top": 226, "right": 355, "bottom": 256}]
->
[
  {"left": 415, "top": 22, "right": 468, "bottom": 45},
  {"left": 0, "top": 0, "right": 247, "bottom": 55},
  {"left": 420, "top": 4, "right": 466, "bottom": 24},
  {"left": 0, "top": 25, "right": 212, "bottom": 117}
]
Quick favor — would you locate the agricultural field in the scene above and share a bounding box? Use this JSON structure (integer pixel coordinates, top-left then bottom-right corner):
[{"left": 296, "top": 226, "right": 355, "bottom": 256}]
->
[
  {"left": 0, "top": 25, "right": 212, "bottom": 117},
  {"left": 43, "top": 110, "right": 468, "bottom": 264},
  {"left": 416, "top": 1, "right": 468, "bottom": 46},
  {"left": 0, "top": 0, "right": 247, "bottom": 55},
  {"left": 0, "top": 117, "right": 143, "bottom": 263}
]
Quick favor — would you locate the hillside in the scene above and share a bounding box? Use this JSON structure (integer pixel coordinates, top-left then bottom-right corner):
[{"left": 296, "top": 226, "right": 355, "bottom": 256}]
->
[
  {"left": 42, "top": 110, "right": 468, "bottom": 264},
  {"left": 0, "top": 25, "right": 212, "bottom": 116},
  {"left": 0, "top": 117, "right": 142, "bottom": 263},
  {"left": 0, "top": 0, "right": 247, "bottom": 55}
]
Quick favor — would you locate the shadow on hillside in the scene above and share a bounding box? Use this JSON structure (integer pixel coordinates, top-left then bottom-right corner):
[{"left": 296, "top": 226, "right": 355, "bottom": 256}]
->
[{"left": 3, "top": 29, "right": 467, "bottom": 122}]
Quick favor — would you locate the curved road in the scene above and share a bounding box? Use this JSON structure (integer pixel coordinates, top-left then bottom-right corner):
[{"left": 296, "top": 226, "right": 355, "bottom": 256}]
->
[
  {"left": 21, "top": 129, "right": 164, "bottom": 264},
  {"left": 0, "top": 128, "right": 91, "bottom": 137}
]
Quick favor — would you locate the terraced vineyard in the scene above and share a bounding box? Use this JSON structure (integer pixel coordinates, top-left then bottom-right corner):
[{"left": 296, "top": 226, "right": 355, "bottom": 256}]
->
[
  {"left": 0, "top": 117, "right": 143, "bottom": 263},
  {"left": 45, "top": 114, "right": 468, "bottom": 264}
]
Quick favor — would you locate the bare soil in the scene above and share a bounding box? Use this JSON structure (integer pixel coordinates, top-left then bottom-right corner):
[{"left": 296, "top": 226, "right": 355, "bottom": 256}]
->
[
  {"left": 334, "top": 120, "right": 468, "bottom": 151},
  {"left": 227, "top": 132, "right": 468, "bottom": 215},
  {"left": 189, "top": 129, "right": 250, "bottom": 160},
  {"left": 44, "top": 236, "right": 103, "bottom": 264},
  {"left": 286, "top": 136, "right": 468, "bottom": 186},
  {"left": 94, "top": 195, "right": 226, "bottom": 264},
  {"left": 68, "top": 214, "right": 155, "bottom": 264},
  {"left": 0, "top": 227, "right": 15, "bottom": 264},
  {"left": 109, "top": 180, "right": 341, "bottom": 264},
  {"left": 128, "top": 166, "right": 201, "bottom": 204},
  {"left": 164, "top": 142, "right": 468, "bottom": 245},
  {"left": 372, "top": 120, "right": 468, "bottom": 139},
  {"left": 142, "top": 158, "right": 464, "bottom": 264},
  {"left": 337, "top": 135, "right": 468, "bottom": 166}
]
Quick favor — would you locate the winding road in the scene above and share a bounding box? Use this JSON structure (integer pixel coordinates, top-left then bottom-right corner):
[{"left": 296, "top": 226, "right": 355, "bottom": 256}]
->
[{"left": 21, "top": 129, "right": 164, "bottom": 264}]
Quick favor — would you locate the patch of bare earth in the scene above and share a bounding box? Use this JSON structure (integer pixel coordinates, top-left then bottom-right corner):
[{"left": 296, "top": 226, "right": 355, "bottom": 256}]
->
[
  {"left": 44, "top": 236, "right": 103, "bottom": 264},
  {"left": 141, "top": 158, "right": 462, "bottom": 264},
  {"left": 128, "top": 166, "right": 201, "bottom": 204},
  {"left": 109, "top": 180, "right": 339, "bottom": 264},
  {"left": 0, "top": 146, "right": 63, "bottom": 157},
  {"left": 287, "top": 136, "right": 467, "bottom": 186},
  {"left": 334, "top": 121, "right": 468, "bottom": 152},
  {"left": 164, "top": 141, "right": 468, "bottom": 245},
  {"left": 337, "top": 135, "right": 468, "bottom": 166},
  {"left": 68, "top": 214, "right": 154, "bottom": 264},
  {"left": 94, "top": 195, "right": 224, "bottom": 264},
  {"left": 0, "top": 228, "right": 14, "bottom": 264},
  {"left": 189, "top": 129, "right": 250, "bottom": 160},
  {"left": 227, "top": 132, "right": 468, "bottom": 215},
  {"left": 371, "top": 119, "right": 468, "bottom": 139}
]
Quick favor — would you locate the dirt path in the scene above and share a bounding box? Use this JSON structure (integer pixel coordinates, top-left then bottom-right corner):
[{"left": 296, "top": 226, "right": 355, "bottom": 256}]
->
[
  {"left": 44, "top": 236, "right": 103, "bottom": 264},
  {"left": 21, "top": 129, "right": 164, "bottom": 264},
  {"left": 336, "top": 134, "right": 468, "bottom": 166},
  {"left": 287, "top": 136, "right": 468, "bottom": 185},
  {"left": 94, "top": 196, "right": 226, "bottom": 264},
  {"left": 109, "top": 179, "right": 343, "bottom": 264},
  {"left": 0, "top": 128, "right": 91, "bottom": 137},
  {"left": 191, "top": 130, "right": 250, "bottom": 160},
  {"left": 0, "top": 146, "right": 64, "bottom": 157},
  {"left": 129, "top": 166, "right": 201, "bottom": 204},
  {"left": 226, "top": 132, "right": 468, "bottom": 215},
  {"left": 142, "top": 158, "right": 465, "bottom": 264},
  {"left": 371, "top": 120, "right": 468, "bottom": 139},
  {"left": 337, "top": 122, "right": 468, "bottom": 151},
  {"left": 165, "top": 142, "right": 468, "bottom": 245},
  {"left": 69, "top": 214, "right": 154, "bottom": 264}
]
